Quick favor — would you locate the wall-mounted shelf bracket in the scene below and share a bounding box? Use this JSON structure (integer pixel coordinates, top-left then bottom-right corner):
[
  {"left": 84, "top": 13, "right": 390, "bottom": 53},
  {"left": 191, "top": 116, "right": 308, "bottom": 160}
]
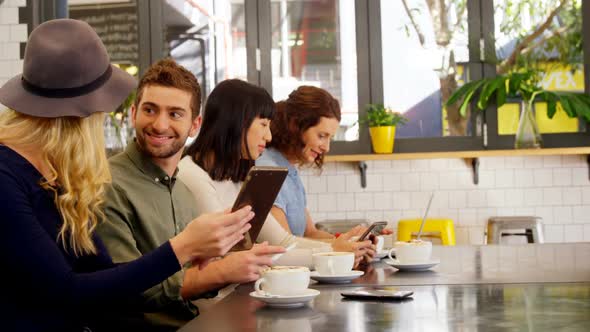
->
[
  {"left": 358, "top": 161, "right": 367, "bottom": 188},
  {"left": 464, "top": 158, "right": 480, "bottom": 185},
  {"left": 471, "top": 158, "right": 480, "bottom": 185}
]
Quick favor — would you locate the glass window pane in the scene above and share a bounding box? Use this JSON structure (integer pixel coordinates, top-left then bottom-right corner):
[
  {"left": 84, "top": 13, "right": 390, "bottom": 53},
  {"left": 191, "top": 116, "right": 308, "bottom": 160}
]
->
[
  {"left": 270, "top": 0, "right": 359, "bottom": 141},
  {"left": 164, "top": 0, "right": 247, "bottom": 95},
  {"left": 381, "top": 0, "right": 472, "bottom": 138},
  {"left": 494, "top": 0, "right": 584, "bottom": 135},
  {"left": 163, "top": 0, "right": 246, "bottom": 146}
]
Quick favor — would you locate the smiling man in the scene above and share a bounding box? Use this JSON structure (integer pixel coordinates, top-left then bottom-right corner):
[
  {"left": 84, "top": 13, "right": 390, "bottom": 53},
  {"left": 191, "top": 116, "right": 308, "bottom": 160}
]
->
[{"left": 97, "top": 59, "right": 284, "bottom": 330}]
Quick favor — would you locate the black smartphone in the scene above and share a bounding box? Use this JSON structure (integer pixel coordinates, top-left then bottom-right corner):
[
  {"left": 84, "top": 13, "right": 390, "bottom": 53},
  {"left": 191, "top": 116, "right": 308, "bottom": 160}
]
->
[
  {"left": 358, "top": 221, "right": 388, "bottom": 241},
  {"left": 230, "top": 166, "right": 288, "bottom": 251},
  {"left": 341, "top": 288, "right": 413, "bottom": 300}
]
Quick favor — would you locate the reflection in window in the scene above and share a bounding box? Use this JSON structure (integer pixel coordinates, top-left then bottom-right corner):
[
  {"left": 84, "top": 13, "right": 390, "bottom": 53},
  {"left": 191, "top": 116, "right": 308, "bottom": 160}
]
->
[
  {"left": 270, "top": 0, "right": 358, "bottom": 141},
  {"left": 494, "top": 0, "right": 584, "bottom": 135},
  {"left": 382, "top": 0, "right": 470, "bottom": 138}
]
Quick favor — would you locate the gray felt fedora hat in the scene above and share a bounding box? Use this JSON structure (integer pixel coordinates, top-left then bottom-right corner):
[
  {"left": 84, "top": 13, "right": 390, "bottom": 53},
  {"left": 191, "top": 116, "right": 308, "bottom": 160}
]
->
[{"left": 0, "top": 18, "right": 136, "bottom": 118}]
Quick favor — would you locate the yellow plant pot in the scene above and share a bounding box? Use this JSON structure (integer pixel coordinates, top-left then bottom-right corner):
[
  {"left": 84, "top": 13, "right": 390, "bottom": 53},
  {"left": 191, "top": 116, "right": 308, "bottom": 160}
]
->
[{"left": 369, "top": 126, "right": 396, "bottom": 153}]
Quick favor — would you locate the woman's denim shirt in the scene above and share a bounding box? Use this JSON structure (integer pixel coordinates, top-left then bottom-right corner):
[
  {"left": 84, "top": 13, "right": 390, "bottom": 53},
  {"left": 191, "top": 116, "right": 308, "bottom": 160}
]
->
[{"left": 256, "top": 148, "right": 307, "bottom": 236}]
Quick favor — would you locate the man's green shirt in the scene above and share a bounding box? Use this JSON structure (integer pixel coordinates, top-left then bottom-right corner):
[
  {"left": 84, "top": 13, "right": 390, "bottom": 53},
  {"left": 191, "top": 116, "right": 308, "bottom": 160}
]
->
[{"left": 97, "top": 141, "right": 200, "bottom": 326}]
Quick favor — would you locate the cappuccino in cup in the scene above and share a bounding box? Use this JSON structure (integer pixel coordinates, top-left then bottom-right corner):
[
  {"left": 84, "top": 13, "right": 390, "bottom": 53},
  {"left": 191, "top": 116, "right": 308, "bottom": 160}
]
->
[
  {"left": 312, "top": 252, "right": 354, "bottom": 275},
  {"left": 254, "top": 266, "right": 310, "bottom": 296},
  {"left": 390, "top": 240, "right": 432, "bottom": 263}
]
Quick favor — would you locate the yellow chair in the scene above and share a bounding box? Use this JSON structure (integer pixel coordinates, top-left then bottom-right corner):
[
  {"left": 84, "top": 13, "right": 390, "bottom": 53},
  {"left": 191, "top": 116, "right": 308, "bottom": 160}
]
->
[{"left": 397, "top": 218, "right": 456, "bottom": 246}]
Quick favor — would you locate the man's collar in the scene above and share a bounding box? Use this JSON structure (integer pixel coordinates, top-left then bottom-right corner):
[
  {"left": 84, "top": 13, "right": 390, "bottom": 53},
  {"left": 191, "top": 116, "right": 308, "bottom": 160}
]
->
[{"left": 124, "top": 140, "right": 178, "bottom": 186}]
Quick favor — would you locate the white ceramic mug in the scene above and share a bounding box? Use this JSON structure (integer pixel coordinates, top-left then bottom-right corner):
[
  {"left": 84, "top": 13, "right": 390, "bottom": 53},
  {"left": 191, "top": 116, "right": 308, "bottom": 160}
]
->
[
  {"left": 254, "top": 266, "right": 310, "bottom": 296},
  {"left": 312, "top": 252, "right": 355, "bottom": 275},
  {"left": 375, "top": 235, "right": 385, "bottom": 253},
  {"left": 389, "top": 240, "right": 432, "bottom": 263}
]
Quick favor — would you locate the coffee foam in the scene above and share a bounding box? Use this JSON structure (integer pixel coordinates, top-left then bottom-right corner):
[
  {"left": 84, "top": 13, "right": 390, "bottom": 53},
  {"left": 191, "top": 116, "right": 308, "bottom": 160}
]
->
[
  {"left": 269, "top": 266, "right": 309, "bottom": 272},
  {"left": 395, "top": 240, "right": 430, "bottom": 246},
  {"left": 313, "top": 252, "right": 353, "bottom": 257}
]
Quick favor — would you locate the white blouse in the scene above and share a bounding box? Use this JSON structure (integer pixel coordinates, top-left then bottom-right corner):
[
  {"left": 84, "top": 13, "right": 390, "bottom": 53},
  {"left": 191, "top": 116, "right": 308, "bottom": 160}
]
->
[{"left": 177, "top": 156, "right": 331, "bottom": 267}]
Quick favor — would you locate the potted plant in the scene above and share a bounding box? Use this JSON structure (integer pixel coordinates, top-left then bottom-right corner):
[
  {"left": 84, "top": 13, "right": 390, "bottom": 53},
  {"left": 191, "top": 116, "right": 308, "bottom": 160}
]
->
[
  {"left": 360, "top": 104, "right": 408, "bottom": 153},
  {"left": 446, "top": 70, "right": 590, "bottom": 148}
]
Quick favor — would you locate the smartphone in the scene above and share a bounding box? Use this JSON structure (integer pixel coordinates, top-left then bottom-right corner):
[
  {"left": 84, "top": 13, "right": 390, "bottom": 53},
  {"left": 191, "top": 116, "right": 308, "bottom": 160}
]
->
[
  {"left": 230, "top": 166, "right": 288, "bottom": 251},
  {"left": 358, "top": 221, "right": 388, "bottom": 241},
  {"left": 341, "top": 288, "right": 413, "bottom": 300}
]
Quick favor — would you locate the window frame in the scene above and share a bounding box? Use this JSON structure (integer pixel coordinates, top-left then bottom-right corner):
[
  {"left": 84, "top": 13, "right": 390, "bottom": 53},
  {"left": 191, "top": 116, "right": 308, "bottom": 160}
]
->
[
  {"left": 257, "top": 0, "right": 590, "bottom": 154},
  {"left": 45, "top": 0, "right": 590, "bottom": 154},
  {"left": 254, "top": 0, "right": 490, "bottom": 154}
]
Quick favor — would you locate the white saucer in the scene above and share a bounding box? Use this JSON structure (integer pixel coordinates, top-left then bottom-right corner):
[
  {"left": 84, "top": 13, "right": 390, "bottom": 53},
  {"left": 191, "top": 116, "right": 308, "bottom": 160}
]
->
[
  {"left": 249, "top": 289, "right": 320, "bottom": 308},
  {"left": 383, "top": 258, "right": 440, "bottom": 271},
  {"left": 309, "top": 270, "right": 364, "bottom": 283}
]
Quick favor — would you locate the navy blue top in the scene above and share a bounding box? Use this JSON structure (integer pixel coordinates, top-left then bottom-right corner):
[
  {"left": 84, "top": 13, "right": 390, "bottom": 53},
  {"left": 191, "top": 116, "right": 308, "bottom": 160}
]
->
[{"left": 0, "top": 145, "right": 181, "bottom": 331}]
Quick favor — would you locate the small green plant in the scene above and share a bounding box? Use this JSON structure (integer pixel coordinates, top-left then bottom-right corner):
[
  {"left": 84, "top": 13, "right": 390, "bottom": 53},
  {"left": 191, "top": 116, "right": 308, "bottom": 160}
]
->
[
  {"left": 445, "top": 70, "right": 590, "bottom": 122},
  {"left": 360, "top": 104, "right": 408, "bottom": 127}
]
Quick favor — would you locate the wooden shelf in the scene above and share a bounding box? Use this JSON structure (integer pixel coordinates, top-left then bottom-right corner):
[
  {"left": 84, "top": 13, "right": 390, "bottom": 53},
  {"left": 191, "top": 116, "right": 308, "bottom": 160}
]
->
[
  {"left": 324, "top": 147, "right": 590, "bottom": 162},
  {"left": 324, "top": 147, "right": 590, "bottom": 188}
]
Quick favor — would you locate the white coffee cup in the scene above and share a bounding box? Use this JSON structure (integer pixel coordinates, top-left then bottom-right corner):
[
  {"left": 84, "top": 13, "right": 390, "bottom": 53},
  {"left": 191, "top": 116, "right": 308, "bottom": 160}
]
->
[
  {"left": 254, "top": 266, "right": 310, "bottom": 296},
  {"left": 389, "top": 240, "right": 432, "bottom": 263},
  {"left": 375, "top": 236, "right": 385, "bottom": 253},
  {"left": 312, "top": 252, "right": 355, "bottom": 275}
]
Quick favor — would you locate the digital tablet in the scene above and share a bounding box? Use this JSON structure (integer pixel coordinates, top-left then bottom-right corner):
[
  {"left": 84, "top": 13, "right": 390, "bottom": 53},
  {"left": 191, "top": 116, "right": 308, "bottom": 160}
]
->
[{"left": 230, "top": 166, "right": 288, "bottom": 251}]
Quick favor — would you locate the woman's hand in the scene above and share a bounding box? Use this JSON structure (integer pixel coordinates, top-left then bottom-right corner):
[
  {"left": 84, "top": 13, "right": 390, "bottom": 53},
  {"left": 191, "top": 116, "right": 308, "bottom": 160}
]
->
[
  {"left": 215, "top": 242, "right": 286, "bottom": 284},
  {"left": 331, "top": 229, "right": 376, "bottom": 268},
  {"left": 380, "top": 228, "right": 394, "bottom": 235},
  {"left": 363, "top": 234, "right": 378, "bottom": 263},
  {"left": 170, "top": 206, "right": 254, "bottom": 266}
]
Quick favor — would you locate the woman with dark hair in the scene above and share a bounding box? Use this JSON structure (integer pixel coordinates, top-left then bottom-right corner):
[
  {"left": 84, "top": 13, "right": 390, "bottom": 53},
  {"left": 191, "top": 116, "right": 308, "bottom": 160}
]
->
[
  {"left": 178, "top": 80, "right": 373, "bottom": 268},
  {"left": 257, "top": 86, "right": 376, "bottom": 262},
  {"left": 183, "top": 79, "right": 275, "bottom": 182}
]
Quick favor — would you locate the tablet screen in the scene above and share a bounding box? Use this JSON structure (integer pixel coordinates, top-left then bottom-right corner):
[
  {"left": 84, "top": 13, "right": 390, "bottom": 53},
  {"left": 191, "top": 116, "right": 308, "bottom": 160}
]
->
[{"left": 230, "top": 166, "right": 288, "bottom": 251}]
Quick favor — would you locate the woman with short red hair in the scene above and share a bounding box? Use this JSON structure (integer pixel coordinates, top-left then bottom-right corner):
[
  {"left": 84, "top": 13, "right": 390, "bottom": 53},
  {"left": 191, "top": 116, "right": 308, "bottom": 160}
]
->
[{"left": 256, "top": 86, "right": 376, "bottom": 263}]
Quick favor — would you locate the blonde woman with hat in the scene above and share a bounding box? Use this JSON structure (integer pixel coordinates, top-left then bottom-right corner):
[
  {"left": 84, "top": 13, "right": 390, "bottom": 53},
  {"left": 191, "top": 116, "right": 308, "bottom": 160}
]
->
[{"left": 0, "top": 19, "right": 253, "bottom": 331}]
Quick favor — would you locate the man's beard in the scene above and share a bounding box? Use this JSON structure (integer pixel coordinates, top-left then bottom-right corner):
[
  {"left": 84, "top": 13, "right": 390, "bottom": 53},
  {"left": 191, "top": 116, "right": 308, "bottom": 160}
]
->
[{"left": 136, "top": 131, "right": 186, "bottom": 159}]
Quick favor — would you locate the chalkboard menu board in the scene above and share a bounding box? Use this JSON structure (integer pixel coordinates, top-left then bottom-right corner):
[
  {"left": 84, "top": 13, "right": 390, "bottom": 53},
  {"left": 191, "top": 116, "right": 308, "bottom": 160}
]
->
[{"left": 70, "top": 4, "right": 138, "bottom": 64}]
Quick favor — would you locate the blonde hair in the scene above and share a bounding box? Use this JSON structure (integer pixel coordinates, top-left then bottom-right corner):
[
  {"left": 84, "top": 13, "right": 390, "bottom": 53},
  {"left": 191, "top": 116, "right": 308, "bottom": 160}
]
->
[{"left": 0, "top": 109, "right": 110, "bottom": 256}]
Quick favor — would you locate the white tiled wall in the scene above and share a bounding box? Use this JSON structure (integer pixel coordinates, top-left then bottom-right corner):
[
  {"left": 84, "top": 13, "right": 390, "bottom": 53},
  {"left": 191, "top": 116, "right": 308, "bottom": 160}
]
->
[
  {"left": 0, "top": 0, "right": 26, "bottom": 87},
  {"left": 301, "top": 155, "right": 590, "bottom": 244}
]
